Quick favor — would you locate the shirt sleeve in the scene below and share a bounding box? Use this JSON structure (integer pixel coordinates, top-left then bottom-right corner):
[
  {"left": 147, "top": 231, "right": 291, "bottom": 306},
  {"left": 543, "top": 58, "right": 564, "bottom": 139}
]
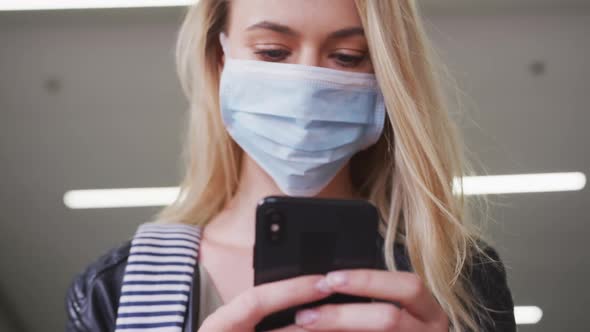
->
[
  {"left": 65, "top": 241, "right": 131, "bottom": 332},
  {"left": 467, "top": 243, "right": 517, "bottom": 332}
]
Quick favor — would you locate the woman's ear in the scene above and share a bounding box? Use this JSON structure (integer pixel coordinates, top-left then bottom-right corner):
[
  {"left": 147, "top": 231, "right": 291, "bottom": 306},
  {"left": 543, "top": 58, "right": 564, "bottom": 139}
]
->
[
  {"left": 219, "top": 32, "right": 229, "bottom": 56},
  {"left": 218, "top": 32, "right": 228, "bottom": 70}
]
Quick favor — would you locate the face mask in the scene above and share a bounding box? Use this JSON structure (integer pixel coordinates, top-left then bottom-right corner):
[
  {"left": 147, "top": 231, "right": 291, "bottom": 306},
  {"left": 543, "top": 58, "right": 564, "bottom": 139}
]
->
[{"left": 219, "top": 33, "right": 386, "bottom": 196}]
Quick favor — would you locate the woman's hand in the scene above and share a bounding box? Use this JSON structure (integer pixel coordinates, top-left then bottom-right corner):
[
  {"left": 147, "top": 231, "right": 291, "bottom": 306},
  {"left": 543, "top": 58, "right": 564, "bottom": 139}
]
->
[
  {"left": 288, "top": 269, "right": 449, "bottom": 332},
  {"left": 198, "top": 274, "right": 334, "bottom": 332}
]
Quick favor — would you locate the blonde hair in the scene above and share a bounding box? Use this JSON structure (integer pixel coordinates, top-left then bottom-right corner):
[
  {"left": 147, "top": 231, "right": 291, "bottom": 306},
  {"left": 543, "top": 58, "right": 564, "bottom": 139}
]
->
[{"left": 159, "top": 0, "right": 492, "bottom": 330}]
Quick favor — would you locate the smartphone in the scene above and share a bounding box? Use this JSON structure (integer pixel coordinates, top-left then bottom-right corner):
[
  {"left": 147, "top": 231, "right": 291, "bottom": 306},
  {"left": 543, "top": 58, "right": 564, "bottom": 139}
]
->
[{"left": 253, "top": 196, "right": 384, "bottom": 331}]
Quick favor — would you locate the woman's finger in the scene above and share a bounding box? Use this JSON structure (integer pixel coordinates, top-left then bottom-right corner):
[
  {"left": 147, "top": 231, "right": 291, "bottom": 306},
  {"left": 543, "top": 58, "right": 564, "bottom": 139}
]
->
[
  {"left": 202, "top": 274, "right": 334, "bottom": 330},
  {"left": 269, "top": 325, "right": 310, "bottom": 332},
  {"left": 316, "top": 269, "right": 444, "bottom": 322},
  {"left": 293, "top": 302, "right": 426, "bottom": 331}
]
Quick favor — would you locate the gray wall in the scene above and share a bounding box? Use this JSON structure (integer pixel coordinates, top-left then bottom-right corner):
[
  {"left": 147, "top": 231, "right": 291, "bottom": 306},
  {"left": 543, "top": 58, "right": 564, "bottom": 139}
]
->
[{"left": 0, "top": 4, "right": 588, "bottom": 332}]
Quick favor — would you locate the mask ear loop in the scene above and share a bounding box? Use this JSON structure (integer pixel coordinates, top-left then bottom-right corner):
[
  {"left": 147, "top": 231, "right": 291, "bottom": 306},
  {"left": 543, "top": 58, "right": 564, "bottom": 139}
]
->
[{"left": 219, "top": 32, "right": 230, "bottom": 57}]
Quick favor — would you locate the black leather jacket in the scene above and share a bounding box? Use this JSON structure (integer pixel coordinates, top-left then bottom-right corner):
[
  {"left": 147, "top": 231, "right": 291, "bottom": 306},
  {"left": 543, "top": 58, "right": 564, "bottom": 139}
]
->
[{"left": 65, "top": 238, "right": 516, "bottom": 331}]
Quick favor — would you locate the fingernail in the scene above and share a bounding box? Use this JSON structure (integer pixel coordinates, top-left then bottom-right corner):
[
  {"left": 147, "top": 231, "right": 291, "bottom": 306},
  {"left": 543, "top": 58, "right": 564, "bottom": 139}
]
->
[
  {"left": 326, "top": 271, "right": 347, "bottom": 287},
  {"left": 295, "top": 309, "right": 319, "bottom": 325},
  {"left": 315, "top": 277, "right": 331, "bottom": 293}
]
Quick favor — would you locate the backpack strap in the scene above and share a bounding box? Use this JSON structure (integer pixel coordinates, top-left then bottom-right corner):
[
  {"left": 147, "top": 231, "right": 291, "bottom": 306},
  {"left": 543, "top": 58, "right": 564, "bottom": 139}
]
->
[{"left": 114, "top": 222, "right": 202, "bottom": 332}]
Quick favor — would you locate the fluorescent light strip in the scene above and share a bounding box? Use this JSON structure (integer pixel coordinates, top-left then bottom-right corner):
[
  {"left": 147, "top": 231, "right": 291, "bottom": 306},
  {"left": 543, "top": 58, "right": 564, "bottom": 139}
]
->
[
  {"left": 514, "top": 306, "right": 543, "bottom": 325},
  {"left": 64, "top": 187, "right": 180, "bottom": 209},
  {"left": 455, "top": 172, "right": 586, "bottom": 195},
  {"left": 64, "top": 172, "right": 586, "bottom": 209},
  {"left": 0, "top": 0, "right": 194, "bottom": 11}
]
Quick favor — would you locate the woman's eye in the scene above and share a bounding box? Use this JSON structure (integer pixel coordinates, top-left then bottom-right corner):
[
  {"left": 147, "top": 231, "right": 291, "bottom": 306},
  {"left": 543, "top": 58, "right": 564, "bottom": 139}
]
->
[
  {"left": 254, "top": 49, "right": 291, "bottom": 62},
  {"left": 331, "top": 53, "right": 366, "bottom": 67}
]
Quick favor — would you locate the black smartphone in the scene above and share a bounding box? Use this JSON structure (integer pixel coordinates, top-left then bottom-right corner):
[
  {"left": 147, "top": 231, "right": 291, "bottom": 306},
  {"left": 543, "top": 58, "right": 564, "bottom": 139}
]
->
[{"left": 253, "top": 196, "right": 384, "bottom": 331}]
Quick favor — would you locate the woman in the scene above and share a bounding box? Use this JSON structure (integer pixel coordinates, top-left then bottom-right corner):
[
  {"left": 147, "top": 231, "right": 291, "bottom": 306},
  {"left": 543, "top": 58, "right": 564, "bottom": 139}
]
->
[{"left": 66, "top": 0, "right": 516, "bottom": 331}]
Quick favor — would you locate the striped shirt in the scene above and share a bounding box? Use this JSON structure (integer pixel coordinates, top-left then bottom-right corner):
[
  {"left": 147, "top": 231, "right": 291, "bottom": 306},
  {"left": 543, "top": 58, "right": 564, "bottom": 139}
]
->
[{"left": 114, "top": 223, "right": 201, "bottom": 332}]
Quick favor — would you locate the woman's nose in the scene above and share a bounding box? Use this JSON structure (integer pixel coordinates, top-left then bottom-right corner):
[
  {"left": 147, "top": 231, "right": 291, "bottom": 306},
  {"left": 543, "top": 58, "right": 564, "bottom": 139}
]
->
[{"left": 296, "top": 47, "right": 322, "bottom": 67}]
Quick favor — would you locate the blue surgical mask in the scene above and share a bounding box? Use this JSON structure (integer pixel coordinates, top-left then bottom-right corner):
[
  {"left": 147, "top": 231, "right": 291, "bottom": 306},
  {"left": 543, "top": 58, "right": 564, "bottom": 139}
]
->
[{"left": 219, "top": 33, "right": 386, "bottom": 196}]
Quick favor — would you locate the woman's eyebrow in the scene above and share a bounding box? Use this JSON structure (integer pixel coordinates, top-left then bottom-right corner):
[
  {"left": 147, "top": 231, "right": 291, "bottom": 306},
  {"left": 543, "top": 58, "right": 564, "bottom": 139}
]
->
[
  {"left": 328, "top": 27, "right": 365, "bottom": 39},
  {"left": 246, "top": 21, "right": 298, "bottom": 36},
  {"left": 245, "top": 21, "right": 364, "bottom": 39}
]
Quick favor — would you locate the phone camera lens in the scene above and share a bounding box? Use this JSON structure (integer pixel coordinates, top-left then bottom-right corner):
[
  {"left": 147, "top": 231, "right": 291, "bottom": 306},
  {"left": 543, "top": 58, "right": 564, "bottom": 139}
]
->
[
  {"left": 270, "top": 212, "right": 281, "bottom": 223},
  {"left": 265, "top": 209, "right": 285, "bottom": 244}
]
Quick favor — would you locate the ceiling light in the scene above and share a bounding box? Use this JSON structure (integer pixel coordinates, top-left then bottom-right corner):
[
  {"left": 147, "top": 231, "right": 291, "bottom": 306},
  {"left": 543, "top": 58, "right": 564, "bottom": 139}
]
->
[
  {"left": 63, "top": 187, "right": 179, "bottom": 209},
  {"left": 64, "top": 172, "right": 586, "bottom": 209},
  {"left": 514, "top": 306, "right": 543, "bottom": 325},
  {"left": 455, "top": 172, "right": 586, "bottom": 195},
  {"left": 0, "top": 0, "right": 195, "bottom": 11}
]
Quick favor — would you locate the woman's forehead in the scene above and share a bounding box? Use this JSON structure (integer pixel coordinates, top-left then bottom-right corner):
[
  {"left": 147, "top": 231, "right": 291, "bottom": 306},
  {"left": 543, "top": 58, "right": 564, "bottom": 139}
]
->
[{"left": 228, "top": 0, "right": 363, "bottom": 36}]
